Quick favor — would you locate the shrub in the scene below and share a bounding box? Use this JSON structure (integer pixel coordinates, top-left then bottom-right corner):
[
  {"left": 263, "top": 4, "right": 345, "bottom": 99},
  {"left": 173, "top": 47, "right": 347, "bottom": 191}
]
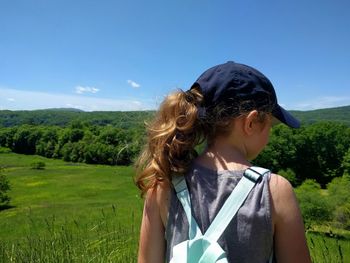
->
[
  {"left": 0, "top": 170, "right": 11, "bottom": 206},
  {"left": 327, "top": 174, "right": 350, "bottom": 229},
  {"left": 30, "top": 162, "right": 46, "bottom": 170},
  {"left": 333, "top": 203, "right": 350, "bottom": 230},
  {"left": 295, "top": 179, "right": 332, "bottom": 228},
  {"left": 0, "top": 147, "right": 11, "bottom": 153}
]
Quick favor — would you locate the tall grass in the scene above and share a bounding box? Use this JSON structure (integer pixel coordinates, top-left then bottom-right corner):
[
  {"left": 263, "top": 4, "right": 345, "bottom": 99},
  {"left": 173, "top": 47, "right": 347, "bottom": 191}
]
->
[
  {"left": 307, "top": 232, "right": 350, "bottom": 262},
  {"left": 2, "top": 214, "right": 350, "bottom": 262},
  {"left": 0, "top": 206, "right": 139, "bottom": 263}
]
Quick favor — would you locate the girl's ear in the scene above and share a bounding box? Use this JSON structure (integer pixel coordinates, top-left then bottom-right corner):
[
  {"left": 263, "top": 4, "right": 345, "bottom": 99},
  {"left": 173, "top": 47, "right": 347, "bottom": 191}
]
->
[{"left": 243, "top": 110, "right": 259, "bottom": 135}]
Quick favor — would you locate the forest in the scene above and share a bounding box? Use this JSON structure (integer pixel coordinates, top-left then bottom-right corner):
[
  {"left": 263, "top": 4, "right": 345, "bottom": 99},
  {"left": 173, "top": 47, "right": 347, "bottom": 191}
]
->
[{"left": 0, "top": 122, "right": 144, "bottom": 166}]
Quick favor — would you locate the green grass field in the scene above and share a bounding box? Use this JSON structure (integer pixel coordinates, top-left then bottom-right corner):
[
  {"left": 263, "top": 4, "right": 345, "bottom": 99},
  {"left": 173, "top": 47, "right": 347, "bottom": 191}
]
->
[
  {"left": 0, "top": 152, "right": 350, "bottom": 262},
  {"left": 0, "top": 153, "right": 142, "bottom": 262}
]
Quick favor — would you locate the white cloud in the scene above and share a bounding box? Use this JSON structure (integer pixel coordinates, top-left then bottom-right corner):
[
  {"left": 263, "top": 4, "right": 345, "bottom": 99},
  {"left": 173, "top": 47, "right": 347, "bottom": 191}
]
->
[
  {"left": 7, "top": 98, "right": 15, "bottom": 102},
  {"left": 66, "top": 103, "right": 84, "bottom": 110},
  {"left": 75, "top": 86, "right": 100, "bottom": 94},
  {"left": 292, "top": 96, "right": 350, "bottom": 110},
  {"left": 0, "top": 87, "right": 155, "bottom": 111},
  {"left": 131, "top": 100, "right": 142, "bottom": 105},
  {"left": 127, "top": 80, "right": 140, "bottom": 88}
]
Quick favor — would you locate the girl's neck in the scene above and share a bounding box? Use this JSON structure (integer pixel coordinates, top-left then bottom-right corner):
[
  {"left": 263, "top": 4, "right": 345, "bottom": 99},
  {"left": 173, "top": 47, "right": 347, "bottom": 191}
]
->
[{"left": 195, "top": 139, "right": 251, "bottom": 172}]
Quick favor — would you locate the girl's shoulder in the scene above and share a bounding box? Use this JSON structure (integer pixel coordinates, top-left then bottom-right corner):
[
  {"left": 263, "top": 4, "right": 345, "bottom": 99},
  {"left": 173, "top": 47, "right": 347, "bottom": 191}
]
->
[
  {"left": 267, "top": 173, "right": 312, "bottom": 262},
  {"left": 268, "top": 173, "right": 299, "bottom": 229},
  {"left": 268, "top": 173, "right": 295, "bottom": 205},
  {"left": 144, "top": 180, "right": 172, "bottom": 228}
]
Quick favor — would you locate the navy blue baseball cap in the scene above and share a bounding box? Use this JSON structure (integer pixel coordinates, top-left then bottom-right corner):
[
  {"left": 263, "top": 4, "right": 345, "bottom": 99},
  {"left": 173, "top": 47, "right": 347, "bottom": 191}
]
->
[{"left": 191, "top": 61, "right": 300, "bottom": 128}]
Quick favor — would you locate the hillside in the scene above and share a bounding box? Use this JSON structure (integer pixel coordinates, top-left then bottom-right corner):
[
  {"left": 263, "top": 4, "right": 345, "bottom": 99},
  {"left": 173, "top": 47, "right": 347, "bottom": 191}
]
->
[
  {"left": 0, "top": 105, "right": 349, "bottom": 127},
  {"left": 290, "top": 105, "right": 350, "bottom": 126},
  {"left": 0, "top": 109, "right": 155, "bottom": 128}
]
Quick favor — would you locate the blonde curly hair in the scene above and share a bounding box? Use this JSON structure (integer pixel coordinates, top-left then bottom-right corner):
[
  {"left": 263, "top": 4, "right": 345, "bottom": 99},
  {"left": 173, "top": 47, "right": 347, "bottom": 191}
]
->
[{"left": 134, "top": 85, "right": 257, "bottom": 196}]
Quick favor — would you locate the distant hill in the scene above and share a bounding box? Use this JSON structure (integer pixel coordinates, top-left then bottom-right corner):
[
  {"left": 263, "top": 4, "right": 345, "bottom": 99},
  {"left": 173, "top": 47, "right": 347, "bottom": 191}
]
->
[
  {"left": 39, "top": 107, "right": 85, "bottom": 112},
  {"left": 290, "top": 105, "right": 350, "bottom": 126},
  {"left": 0, "top": 109, "right": 154, "bottom": 128},
  {"left": 0, "top": 105, "right": 349, "bottom": 127}
]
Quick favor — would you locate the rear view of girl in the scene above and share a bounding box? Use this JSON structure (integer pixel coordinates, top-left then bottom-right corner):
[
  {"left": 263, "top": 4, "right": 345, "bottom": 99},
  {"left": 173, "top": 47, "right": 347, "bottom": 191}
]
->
[{"left": 136, "top": 61, "right": 311, "bottom": 263}]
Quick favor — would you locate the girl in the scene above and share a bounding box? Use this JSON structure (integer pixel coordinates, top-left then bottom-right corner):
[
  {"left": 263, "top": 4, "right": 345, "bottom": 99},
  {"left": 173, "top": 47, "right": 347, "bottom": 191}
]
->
[{"left": 135, "top": 61, "right": 311, "bottom": 263}]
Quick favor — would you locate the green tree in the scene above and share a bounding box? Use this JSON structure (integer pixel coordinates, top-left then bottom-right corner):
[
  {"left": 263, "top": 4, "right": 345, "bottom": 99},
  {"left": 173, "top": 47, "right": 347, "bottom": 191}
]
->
[
  {"left": 55, "top": 128, "right": 84, "bottom": 158},
  {"left": 0, "top": 127, "right": 17, "bottom": 148},
  {"left": 255, "top": 125, "right": 299, "bottom": 179},
  {"left": 61, "top": 142, "right": 74, "bottom": 162},
  {"left": 302, "top": 122, "right": 350, "bottom": 186},
  {"left": 36, "top": 127, "right": 59, "bottom": 158},
  {"left": 0, "top": 168, "right": 11, "bottom": 206},
  {"left": 256, "top": 122, "right": 350, "bottom": 187},
  {"left": 341, "top": 148, "right": 350, "bottom": 175},
  {"left": 11, "top": 125, "right": 42, "bottom": 154},
  {"left": 69, "top": 129, "right": 85, "bottom": 143}
]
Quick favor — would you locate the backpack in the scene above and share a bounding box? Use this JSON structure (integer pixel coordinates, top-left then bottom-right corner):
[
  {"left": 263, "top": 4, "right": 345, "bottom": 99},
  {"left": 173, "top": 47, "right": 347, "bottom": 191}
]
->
[{"left": 170, "top": 166, "right": 271, "bottom": 263}]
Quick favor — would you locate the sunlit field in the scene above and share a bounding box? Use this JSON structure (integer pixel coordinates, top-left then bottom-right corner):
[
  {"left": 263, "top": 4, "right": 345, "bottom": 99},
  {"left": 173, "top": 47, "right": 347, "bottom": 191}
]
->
[{"left": 0, "top": 153, "right": 142, "bottom": 262}]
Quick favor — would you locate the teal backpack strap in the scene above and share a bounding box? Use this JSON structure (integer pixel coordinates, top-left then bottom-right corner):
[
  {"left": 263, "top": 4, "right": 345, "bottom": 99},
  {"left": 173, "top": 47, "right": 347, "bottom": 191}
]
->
[
  {"left": 172, "top": 176, "right": 202, "bottom": 239},
  {"left": 204, "top": 166, "right": 270, "bottom": 242}
]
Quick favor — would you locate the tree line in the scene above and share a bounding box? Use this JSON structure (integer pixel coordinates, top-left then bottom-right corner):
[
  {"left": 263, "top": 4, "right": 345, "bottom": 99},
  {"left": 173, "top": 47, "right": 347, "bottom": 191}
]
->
[
  {"left": 0, "top": 121, "right": 146, "bottom": 166},
  {"left": 1, "top": 106, "right": 349, "bottom": 128},
  {"left": 0, "top": 109, "right": 154, "bottom": 128},
  {"left": 0, "top": 120, "right": 349, "bottom": 187},
  {"left": 255, "top": 122, "right": 350, "bottom": 187}
]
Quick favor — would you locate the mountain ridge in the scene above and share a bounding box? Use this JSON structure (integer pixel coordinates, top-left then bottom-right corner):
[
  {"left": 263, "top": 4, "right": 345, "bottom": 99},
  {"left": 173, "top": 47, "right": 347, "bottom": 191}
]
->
[{"left": 0, "top": 105, "right": 349, "bottom": 127}]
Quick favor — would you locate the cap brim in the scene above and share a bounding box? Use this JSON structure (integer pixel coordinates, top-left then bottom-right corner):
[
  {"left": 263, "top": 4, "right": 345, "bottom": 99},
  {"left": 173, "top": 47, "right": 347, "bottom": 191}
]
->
[{"left": 272, "top": 105, "right": 300, "bottom": 128}]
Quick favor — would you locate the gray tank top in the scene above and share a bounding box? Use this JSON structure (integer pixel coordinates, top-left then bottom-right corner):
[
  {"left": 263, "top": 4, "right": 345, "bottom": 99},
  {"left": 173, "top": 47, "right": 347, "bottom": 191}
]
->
[{"left": 165, "top": 163, "right": 274, "bottom": 263}]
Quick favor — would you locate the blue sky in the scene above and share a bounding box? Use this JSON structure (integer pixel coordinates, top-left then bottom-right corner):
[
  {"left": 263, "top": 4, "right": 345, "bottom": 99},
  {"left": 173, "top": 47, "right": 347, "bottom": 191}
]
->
[{"left": 1, "top": 0, "right": 349, "bottom": 111}]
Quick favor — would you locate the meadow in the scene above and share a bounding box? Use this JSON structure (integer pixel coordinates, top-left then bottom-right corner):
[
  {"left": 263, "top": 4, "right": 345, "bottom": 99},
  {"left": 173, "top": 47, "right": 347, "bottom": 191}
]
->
[
  {"left": 0, "top": 153, "right": 142, "bottom": 262},
  {"left": 0, "top": 152, "right": 349, "bottom": 262}
]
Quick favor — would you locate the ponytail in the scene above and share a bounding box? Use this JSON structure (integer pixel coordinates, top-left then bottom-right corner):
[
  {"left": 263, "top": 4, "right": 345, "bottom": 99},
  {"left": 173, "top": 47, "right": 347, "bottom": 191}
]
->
[{"left": 135, "top": 87, "right": 204, "bottom": 196}]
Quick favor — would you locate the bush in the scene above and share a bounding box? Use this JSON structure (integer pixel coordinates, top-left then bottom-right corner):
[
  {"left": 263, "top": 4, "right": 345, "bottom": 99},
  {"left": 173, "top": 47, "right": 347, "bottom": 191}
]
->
[
  {"left": 327, "top": 174, "right": 350, "bottom": 229},
  {"left": 30, "top": 162, "right": 46, "bottom": 170},
  {"left": 0, "top": 171, "right": 11, "bottom": 206},
  {"left": 333, "top": 203, "right": 350, "bottom": 230},
  {"left": 0, "top": 147, "right": 11, "bottom": 153},
  {"left": 295, "top": 179, "right": 332, "bottom": 228}
]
